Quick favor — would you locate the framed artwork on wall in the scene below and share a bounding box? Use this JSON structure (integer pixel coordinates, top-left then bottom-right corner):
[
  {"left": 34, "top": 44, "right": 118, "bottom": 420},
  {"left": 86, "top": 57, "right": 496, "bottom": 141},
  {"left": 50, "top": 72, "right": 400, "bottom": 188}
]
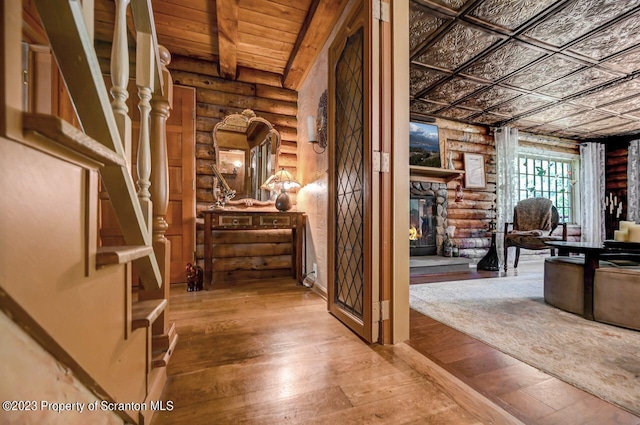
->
[
  {"left": 464, "top": 153, "right": 486, "bottom": 189},
  {"left": 409, "top": 121, "right": 440, "bottom": 167}
]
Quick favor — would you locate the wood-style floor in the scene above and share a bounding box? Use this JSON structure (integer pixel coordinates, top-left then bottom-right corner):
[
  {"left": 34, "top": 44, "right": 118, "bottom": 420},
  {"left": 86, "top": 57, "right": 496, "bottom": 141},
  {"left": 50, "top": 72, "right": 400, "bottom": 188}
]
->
[
  {"left": 409, "top": 260, "right": 640, "bottom": 425},
  {"left": 152, "top": 278, "right": 517, "bottom": 425},
  {"left": 153, "top": 262, "right": 639, "bottom": 425}
]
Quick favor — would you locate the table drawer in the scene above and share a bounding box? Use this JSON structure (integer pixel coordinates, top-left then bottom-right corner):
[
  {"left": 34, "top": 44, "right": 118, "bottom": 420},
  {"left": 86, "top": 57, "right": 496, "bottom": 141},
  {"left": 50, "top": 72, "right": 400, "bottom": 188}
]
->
[
  {"left": 259, "top": 215, "right": 291, "bottom": 227},
  {"left": 217, "top": 215, "right": 252, "bottom": 227}
]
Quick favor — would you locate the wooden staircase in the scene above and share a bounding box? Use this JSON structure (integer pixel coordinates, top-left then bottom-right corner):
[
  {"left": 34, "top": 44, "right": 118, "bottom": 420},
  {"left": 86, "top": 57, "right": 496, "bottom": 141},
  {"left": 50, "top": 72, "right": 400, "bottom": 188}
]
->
[{"left": 1, "top": 1, "right": 178, "bottom": 424}]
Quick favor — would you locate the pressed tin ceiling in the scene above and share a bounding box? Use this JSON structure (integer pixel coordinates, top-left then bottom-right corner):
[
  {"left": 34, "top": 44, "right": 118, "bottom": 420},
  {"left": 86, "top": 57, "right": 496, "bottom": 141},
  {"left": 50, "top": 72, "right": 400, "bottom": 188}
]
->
[{"left": 410, "top": 0, "right": 640, "bottom": 141}]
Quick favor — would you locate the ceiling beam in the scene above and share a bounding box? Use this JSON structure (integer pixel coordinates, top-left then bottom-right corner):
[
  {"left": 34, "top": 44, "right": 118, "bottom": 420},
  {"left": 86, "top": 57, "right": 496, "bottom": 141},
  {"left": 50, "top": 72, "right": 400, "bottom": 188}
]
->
[
  {"left": 283, "top": 0, "right": 349, "bottom": 90},
  {"left": 216, "top": 0, "right": 239, "bottom": 80}
]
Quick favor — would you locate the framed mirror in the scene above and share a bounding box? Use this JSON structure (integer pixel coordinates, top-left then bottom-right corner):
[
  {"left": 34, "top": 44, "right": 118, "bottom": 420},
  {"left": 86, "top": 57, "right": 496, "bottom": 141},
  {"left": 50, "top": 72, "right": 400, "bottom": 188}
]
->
[{"left": 212, "top": 109, "right": 280, "bottom": 203}]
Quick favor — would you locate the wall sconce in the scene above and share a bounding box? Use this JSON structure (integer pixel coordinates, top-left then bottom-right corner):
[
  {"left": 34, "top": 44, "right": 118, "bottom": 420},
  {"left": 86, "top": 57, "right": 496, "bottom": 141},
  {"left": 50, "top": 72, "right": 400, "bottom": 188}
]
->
[
  {"left": 308, "top": 90, "right": 328, "bottom": 154},
  {"left": 261, "top": 168, "right": 301, "bottom": 212}
]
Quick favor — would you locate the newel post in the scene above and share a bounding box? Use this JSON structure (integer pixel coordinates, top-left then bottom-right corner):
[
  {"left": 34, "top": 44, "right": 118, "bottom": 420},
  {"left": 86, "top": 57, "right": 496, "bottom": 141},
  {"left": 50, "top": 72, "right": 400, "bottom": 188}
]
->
[
  {"left": 140, "top": 45, "right": 174, "bottom": 338},
  {"left": 150, "top": 45, "right": 173, "bottom": 243}
]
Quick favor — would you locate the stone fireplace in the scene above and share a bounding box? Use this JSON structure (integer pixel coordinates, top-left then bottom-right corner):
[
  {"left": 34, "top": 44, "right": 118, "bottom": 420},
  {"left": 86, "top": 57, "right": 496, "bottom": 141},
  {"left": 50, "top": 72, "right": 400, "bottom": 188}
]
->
[{"left": 410, "top": 181, "right": 448, "bottom": 256}]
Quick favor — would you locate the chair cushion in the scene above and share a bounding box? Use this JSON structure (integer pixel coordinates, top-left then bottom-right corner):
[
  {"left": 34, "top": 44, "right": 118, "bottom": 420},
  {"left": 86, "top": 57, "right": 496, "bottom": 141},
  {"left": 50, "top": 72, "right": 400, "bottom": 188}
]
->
[{"left": 505, "top": 234, "right": 563, "bottom": 249}]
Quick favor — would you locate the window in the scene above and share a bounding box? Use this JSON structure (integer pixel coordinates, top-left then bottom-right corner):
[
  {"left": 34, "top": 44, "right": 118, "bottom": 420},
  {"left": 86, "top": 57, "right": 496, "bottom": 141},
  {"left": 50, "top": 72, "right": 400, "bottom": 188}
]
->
[{"left": 517, "top": 153, "right": 577, "bottom": 223}]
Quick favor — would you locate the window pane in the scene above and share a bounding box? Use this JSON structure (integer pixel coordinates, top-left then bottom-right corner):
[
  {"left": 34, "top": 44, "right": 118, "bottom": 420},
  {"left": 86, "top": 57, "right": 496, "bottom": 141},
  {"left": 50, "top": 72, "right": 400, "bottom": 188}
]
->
[{"left": 517, "top": 154, "right": 575, "bottom": 223}]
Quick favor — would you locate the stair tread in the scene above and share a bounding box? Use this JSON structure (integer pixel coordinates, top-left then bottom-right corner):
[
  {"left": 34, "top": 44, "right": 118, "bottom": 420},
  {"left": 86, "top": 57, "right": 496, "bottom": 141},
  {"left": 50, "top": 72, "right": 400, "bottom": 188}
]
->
[
  {"left": 132, "top": 299, "right": 167, "bottom": 330},
  {"left": 152, "top": 332, "right": 179, "bottom": 368},
  {"left": 23, "top": 113, "right": 126, "bottom": 167},
  {"left": 96, "top": 245, "right": 154, "bottom": 266}
]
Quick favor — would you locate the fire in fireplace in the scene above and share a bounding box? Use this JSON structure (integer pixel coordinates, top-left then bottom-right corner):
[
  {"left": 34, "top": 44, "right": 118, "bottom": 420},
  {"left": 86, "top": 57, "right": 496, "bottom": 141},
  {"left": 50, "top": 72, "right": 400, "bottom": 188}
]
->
[{"left": 410, "top": 195, "right": 437, "bottom": 256}]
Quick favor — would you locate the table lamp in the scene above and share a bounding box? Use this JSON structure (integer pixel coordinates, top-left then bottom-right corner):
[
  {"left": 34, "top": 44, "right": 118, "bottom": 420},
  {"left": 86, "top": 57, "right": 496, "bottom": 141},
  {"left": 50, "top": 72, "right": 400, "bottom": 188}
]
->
[{"left": 261, "top": 169, "right": 301, "bottom": 211}]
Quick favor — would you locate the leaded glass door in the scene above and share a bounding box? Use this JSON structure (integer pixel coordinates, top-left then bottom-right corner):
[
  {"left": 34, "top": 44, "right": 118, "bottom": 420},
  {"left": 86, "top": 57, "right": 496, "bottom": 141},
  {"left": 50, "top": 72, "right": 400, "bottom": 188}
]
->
[{"left": 328, "top": 3, "right": 376, "bottom": 343}]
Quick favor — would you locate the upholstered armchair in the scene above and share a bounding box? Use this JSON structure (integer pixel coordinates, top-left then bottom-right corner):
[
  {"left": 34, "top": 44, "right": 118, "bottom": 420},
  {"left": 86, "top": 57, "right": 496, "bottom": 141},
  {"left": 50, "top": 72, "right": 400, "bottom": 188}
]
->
[{"left": 504, "top": 198, "right": 567, "bottom": 271}]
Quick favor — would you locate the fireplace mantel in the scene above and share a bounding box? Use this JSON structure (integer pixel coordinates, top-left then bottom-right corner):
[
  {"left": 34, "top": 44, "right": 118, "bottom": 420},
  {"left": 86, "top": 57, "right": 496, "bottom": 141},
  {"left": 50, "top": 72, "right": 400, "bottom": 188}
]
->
[{"left": 410, "top": 165, "right": 465, "bottom": 183}]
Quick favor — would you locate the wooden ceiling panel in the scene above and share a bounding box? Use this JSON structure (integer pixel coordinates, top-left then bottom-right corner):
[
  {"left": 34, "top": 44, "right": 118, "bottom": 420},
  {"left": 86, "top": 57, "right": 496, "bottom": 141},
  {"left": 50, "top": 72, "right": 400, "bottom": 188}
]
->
[
  {"left": 152, "top": 1, "right": 216, "bottom": 24},
  {"left": 410, "top": 0, "right": 640, "bottom": 141},
  {"left": 237, "top": 21, "right": 298, "bottom": 44},
  {"left": 239, "top": 0, "right": 309, "bottom": 22},
  {"left": 239, "top": 9, "right": 303, "bottom": 35}
]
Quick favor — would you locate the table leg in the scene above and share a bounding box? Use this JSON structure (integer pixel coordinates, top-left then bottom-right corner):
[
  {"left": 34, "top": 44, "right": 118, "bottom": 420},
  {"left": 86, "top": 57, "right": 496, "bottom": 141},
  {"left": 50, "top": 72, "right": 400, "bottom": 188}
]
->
[
  {"left": 204, "top": 213, "right": 212, "bottom": 290},
  {"left": 583, "top": 252, "right": 599, "bottom": 320}
]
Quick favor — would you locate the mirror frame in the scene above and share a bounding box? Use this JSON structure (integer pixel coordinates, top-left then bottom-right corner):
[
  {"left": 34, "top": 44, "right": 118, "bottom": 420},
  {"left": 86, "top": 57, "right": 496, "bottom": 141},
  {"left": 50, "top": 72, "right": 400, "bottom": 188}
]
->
[{"left": 212, "top": 109, "right": 281, "bottom": 206}]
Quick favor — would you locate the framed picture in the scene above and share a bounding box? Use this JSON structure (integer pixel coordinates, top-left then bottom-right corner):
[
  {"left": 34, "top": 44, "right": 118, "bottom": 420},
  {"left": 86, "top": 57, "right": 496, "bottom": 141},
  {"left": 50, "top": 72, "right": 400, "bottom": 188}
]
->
[
  {"left": 464, "top": 153, "right": 485, "bottom": 189},
  {"left": 409, "top": 121, "right": 440, "bottom": 167}
]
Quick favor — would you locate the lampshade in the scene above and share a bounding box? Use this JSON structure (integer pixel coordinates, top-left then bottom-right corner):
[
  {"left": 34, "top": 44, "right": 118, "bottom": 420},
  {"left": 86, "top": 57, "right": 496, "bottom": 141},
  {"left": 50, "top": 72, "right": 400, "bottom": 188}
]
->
[
  {"left": 261, "top": 169, "right": 301, "bottom": 212},
  {"left": 261, "top": 169, "right": 301, "bottom": 192}
]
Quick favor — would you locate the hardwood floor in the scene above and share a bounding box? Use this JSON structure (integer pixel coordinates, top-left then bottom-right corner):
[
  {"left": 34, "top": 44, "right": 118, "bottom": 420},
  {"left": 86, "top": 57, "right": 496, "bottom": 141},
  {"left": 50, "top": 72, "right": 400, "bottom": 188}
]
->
[
  {"left": 408, "top": 260, "right": 640, "bottom": 425},
  {"left": 153, "top": 279, "right": 517, "bottom": 425},
  {"left": 153, "top": 261, "right": 639, "bottom": 425}
]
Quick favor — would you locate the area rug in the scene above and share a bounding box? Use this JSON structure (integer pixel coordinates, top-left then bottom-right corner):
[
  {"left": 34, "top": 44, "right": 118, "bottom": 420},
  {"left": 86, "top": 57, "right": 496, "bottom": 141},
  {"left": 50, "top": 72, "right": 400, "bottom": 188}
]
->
[{"left": 410, "top": 274, "right": 640, "bottom": 416}]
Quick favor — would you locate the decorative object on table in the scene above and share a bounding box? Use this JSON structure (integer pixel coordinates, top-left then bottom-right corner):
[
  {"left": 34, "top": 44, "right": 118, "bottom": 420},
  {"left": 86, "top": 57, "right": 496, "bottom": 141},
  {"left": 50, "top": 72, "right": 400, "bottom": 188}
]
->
[
  {"left": 185, "top": 262, "right": 203, "bottom": 291},
  {"left": 307, "top": 90, "right": 328, "bottom": 154},
  {"left": 209, "top": 164, "right": 236, "bottom": 209},
  {"left": 261, "top": 168, "right": 301, "bottom": 212},
  {"left": 613, "top": 220, "right": 640, "bottom": 242},
  {"left": 463, "top": 152, "right": 486, "bottom": 189},
  {"left": 614, "top": 220, "right": 633, "bottom": 241},
  {"left": 503, "top": 198, "right": 567, "bottom": 271}
]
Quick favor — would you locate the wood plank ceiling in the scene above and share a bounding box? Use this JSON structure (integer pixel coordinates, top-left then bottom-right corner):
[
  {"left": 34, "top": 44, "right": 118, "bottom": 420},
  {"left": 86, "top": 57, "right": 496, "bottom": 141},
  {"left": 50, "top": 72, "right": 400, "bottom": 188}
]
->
[
  {"left": 94, "top": 0, "right": 345, "bottom": 90},
  {"left": 410, "top": 0, "right": 640, "bottom": 141}
]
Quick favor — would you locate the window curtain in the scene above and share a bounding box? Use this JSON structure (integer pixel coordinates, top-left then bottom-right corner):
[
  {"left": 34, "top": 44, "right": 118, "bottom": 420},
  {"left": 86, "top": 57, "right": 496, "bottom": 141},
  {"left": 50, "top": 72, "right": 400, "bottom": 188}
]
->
[
  {"left": 628, "top": 140, "right": 640, "bottom": 222},
  {"left": 580, "top": 142, "right": 605, "bottom": 242},
  {"left": 495, "top": 126, "right": 519, "bottom": 265}
]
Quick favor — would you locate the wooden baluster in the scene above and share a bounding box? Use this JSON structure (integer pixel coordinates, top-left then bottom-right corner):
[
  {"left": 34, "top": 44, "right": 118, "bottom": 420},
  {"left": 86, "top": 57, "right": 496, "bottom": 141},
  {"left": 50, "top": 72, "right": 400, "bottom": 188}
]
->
[
  {"left": 136, "top": 32, "right": 154, "bottom": 229},
  {"left": 109, "top": 0, "right": 132, "bottom": 166},
  {"left": 150, "top": 45, "right": 172, "bottom": 242}
]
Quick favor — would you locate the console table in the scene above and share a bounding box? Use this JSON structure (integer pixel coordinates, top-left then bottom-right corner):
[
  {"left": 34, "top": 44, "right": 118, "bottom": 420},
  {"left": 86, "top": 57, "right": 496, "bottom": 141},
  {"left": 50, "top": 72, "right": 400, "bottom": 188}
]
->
[{"left": 201, "top": 209, "right": 306, "bottom": 289}]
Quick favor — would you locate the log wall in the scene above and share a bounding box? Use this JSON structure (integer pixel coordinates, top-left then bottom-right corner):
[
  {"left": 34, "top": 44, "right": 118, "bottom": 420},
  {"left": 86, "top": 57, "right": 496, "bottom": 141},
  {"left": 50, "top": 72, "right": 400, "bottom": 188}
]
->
[
  {"left": 436, "top": 122, "right": 496, "bottom": 260},
  {"left": 166, "top": 55, "right": 299, "bottom": 273}
]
